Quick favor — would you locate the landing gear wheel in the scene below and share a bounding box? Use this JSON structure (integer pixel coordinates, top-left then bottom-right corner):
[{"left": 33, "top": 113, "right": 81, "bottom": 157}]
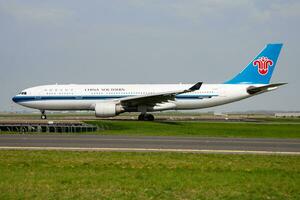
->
[
  {"left": 40, "top": 110, "right": 47, "bottom": 120},
  {"left": 138, "top": 114, "right": 145, "bottom": 121},
  {"left": 138, "top": 114, "right": 154, "bottom": 121},
  {"left": 146, "top": 114, "right": 154, "bottom": 121}
]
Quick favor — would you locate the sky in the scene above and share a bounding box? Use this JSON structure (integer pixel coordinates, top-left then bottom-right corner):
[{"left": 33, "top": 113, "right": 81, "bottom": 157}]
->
[{"left": 0, "top": 0, "right": 299, "bottom": 112}]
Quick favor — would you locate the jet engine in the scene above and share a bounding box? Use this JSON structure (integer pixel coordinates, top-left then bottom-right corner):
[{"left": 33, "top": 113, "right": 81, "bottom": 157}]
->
[{"left": 95, "top": 102, "right": 124, "bottom": 117}]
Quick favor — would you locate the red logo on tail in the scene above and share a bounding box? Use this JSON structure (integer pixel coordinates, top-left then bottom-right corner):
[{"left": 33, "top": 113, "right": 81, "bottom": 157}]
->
[{"left": 253, "top": 57, "right": 273, "bottom": 75}]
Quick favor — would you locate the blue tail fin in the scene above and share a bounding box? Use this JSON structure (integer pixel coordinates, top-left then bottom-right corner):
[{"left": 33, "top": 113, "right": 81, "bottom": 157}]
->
[{"left": 225, "top": 44, "right": 283, "bottom": 84}]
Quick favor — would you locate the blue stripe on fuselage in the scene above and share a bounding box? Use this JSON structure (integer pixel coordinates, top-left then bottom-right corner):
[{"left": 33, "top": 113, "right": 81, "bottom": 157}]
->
[{"left": 12, "top": 95, "right": 218, "bottom": 103}]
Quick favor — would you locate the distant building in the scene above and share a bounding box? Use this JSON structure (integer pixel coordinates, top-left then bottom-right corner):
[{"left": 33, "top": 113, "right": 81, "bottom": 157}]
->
[
  {"left": 214, "top": 112, "right": 228, "bottom": 117},
  {"left": 275, "top": 113, "right": 300, "bottom": 117}
]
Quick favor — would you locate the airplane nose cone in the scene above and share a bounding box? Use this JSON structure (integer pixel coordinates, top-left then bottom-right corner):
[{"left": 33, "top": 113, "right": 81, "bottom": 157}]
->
[{"left": 12, "top": 96, "right": 17, "bottom": 103}]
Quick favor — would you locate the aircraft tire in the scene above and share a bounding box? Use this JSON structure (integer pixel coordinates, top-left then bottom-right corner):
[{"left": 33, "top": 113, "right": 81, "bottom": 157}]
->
[{"left": 138, "top": 114, "right": 154, "bottom": 121}]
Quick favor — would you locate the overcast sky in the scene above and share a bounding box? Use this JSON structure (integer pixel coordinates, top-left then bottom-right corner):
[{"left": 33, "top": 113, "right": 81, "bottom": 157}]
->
[{"left": 0, "top": 0, "right": 299, "bottom": 112}]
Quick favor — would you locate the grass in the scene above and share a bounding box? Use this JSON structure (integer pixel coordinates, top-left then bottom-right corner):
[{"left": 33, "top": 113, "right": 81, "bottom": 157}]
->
[
  {"left": 256, "top": 117, "right": 300, "bottom": 123},
  {"left": 0, "top": 150, "right": 299, "bottom": 200},
  {"left": 1, "top": 118, "right": 300, "bottom": 138},
  {"left": 86, "top": 120, "right": 300, "bottom": 138}
]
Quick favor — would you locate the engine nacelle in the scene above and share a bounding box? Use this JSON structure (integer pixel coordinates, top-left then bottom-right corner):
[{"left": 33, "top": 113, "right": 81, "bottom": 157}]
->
[{"left": 95, "top": 102, "right": 124, "bottom": 117}]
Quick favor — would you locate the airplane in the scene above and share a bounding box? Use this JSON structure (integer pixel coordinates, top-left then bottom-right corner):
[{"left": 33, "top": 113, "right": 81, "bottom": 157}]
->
[{"left": 12, "top": 43, "right": 286, "bottom": 121}]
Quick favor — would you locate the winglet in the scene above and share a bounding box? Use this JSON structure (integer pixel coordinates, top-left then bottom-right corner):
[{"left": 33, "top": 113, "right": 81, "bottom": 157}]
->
[{"left": 188, "top": 82, "right": 203, "bottom": 91}]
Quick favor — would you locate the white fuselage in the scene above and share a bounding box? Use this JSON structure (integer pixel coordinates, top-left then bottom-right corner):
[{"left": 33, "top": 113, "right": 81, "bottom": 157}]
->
[
  {"left": 11, "top": 43, "right": 285, "bottom": 119},
  {"left": 12, "top": 83, "right": 262, "bottom": 112}
]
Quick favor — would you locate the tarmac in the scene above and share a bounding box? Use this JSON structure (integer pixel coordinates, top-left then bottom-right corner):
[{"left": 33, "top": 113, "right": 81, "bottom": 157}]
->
[{"left": 0, "top": 134, "right": 299, "bottom": 155}]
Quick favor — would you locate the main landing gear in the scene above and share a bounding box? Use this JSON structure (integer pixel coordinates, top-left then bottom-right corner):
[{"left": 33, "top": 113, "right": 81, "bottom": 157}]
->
[
  {"left": 138, "top": 113, "right": 154, "bottom": 121},
  {"left": 40, "top": 110, "right": 47, "bottom": 120}
]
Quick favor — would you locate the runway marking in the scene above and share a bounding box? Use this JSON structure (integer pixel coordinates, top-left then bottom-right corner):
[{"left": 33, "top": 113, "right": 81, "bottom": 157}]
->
[{"left": 0, "top": 146, "right": 299, "bottom": 155}]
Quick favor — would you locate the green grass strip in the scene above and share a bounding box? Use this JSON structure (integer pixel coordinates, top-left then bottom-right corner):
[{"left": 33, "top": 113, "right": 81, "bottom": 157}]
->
[
  {"left": 87, "top": 121, "right": 300, "bottom": 138},
  {"left": 0, "top": 150, "right": 299, "bottom": 200}
]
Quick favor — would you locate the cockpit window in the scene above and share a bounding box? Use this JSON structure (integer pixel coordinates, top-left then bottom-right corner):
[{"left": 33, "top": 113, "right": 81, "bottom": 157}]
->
[{"left": 19, "top": 92, "right": 27, "bottom": 95}]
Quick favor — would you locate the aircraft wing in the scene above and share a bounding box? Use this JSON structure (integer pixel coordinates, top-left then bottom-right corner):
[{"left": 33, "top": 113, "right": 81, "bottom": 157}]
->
[
  {"left": 247, "top": 83, "right": 287, "bottom": 95},
  {"left": 118, "top": 82, "right": 203, "bottom": 106}
]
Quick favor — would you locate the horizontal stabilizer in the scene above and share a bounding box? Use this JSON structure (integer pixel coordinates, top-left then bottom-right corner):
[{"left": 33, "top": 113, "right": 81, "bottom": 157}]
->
[{"left": 247, "top": 83, "right": 287, "bottom": 95}]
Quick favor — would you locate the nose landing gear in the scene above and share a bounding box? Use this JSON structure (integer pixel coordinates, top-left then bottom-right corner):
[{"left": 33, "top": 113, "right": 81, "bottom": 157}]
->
[
  {"left": 40, "top": 110, "right": 47, "bottom": 120},
  {"left": 138, "top": 113, "right": 154, "bottom": 121}
]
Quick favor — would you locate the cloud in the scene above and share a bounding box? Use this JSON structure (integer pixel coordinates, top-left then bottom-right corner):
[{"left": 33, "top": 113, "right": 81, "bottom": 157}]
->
[
  {"left": 126, "top": 0, "right": 251, "bottom": 22},
  {"left": 127, "top": 0, "right": 300, "bottom": 25},
  {"left": 272, "top": 1, "right": 300, "bottom": 18},
  {"left": 0, "top": 2, "right": 73, "bottom": 24}
]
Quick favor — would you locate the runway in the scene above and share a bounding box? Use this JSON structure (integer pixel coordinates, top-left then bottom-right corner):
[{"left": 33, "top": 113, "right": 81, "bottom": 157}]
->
[{"left": 0, "top": 134, "right": 300, "bottom": 155}]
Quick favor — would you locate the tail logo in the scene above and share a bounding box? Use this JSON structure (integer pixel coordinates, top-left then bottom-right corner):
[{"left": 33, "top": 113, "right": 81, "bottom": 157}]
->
[{"left": 253, "top": 57, "right": 273, "bottom": 75}]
